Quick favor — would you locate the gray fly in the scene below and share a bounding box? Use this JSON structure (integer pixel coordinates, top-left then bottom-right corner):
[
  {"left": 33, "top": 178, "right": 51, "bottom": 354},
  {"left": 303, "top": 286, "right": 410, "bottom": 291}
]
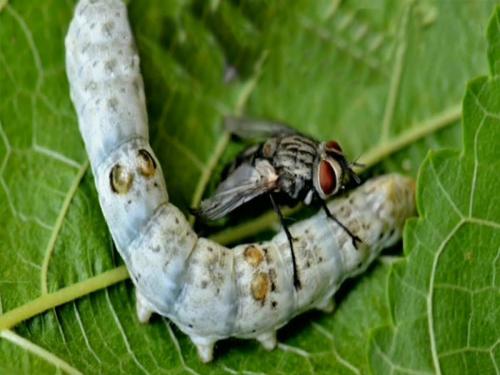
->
[{"left": 198, "top": 118, "right": 362, "bottom": 288}]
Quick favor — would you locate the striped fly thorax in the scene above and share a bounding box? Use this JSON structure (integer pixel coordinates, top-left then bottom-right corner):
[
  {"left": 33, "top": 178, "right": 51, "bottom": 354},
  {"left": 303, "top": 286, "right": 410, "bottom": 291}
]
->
[{"left": 270, "top": 134, "right": 319, "bottom": 199}]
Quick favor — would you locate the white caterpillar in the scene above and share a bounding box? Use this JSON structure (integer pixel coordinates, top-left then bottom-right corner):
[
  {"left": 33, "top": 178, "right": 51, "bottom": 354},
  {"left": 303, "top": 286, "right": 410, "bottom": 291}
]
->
[{"left": 65, "top": 0, "right": 416, "bottom": 362}]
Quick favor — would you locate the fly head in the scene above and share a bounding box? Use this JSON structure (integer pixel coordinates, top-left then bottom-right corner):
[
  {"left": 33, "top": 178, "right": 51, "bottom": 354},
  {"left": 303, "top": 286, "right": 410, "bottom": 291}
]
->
[{"left": 313, "top": 140, "right": 361, "bottom": 199}]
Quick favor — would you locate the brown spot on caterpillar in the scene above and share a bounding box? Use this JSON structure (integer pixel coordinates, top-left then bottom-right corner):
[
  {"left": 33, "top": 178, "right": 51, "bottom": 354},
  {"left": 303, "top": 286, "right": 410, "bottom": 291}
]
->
[
  {"left": 102, "top": 21, "right": 115, "bottom": 37},
  {"left": 175, "top": 217, "right": 179, "bottom": 224},
  {"left": 104, "top": 59, "right": 117, "bottom": 74},
  {"left": 77, "top": 5, "right": 87, "bottom": 16},
  {"left": 133, "top": 79, "right": 140, "bottom": 94},
  {"left": 251, "top": 272, "right": 269, "bottom": 302},
  {"left": 265, "top": 249, "right": 273, "bottom": 264},
  {"left": 348, "top": 222, "right": 360, "bottom": 235},
  {"left": 340, "top": 204, "right": 352, "bottom": 216},
  {"left": 80, "top": 41, "right": 89, "bottom": 54},
  {"left": 137, "top": 149, "right": 156, "bottom": 177},
  {"left": 271, "top": 301, "right": 278, "bottom": 309},
  {"left": 107, "top": 97, "right": 118, "bottom": 112},
  {"left": 244, "top": 245, "right": 264, "bottom": 267},
  {"left": 268, "top": 268, "right": 277, "bottom": 292},
  {"left": 201, "top": 280, "right": 208, "bottom": 289},
  {"left": 163, "top": 259, "right": 171, "bottom": 271},
  {"left": 84, "top": 80, "right": 97, "bottom": 91},
  {"left": 110, "top": 164, "right": 133, "bottom": 194},
  {"left": 207, "top": 246, "right": 213, "bottom": 253},
  {"left": 258, "top": 247, "right": 272, "bottom": 264}
]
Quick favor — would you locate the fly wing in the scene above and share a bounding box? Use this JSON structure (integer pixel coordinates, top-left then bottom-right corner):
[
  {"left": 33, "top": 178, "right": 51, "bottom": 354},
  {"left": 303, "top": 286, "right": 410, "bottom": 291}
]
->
[
  {"left": 199, "top": 161, "right": 278, "bottom": 220},
  {"left": 225, "top": 117, "right": 298, "bottom": 140}
]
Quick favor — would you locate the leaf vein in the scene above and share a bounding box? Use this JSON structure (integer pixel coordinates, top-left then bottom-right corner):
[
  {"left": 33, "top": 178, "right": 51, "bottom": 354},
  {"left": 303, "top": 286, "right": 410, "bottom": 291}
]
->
[
  {"left": 470, "top": 84, "right": 500, "bottom": 120},
  {"left": 311, "top": 323, "right": 361, "bottom": 375},
  {"left": 32, "top": 144, "right": 81, "bottom": 170},
  {"left": 277, "top": 343, "right": 315, "bottom": 375},
  {"left": 466, "top": 217, "right": 500, "bottom": 229},
  {"left": 427, "top": 220, "right": 465, "bottom": 375},
  {"left": 6, "top": 5, "right": 43, "bottom": 85},
  {"left": 469, "top": 115, "right": 487, "bottom": 216},
  {"left": 163, "top": 319, "right": 200, "bottom": 375},
  {"left": 429, "top": 157, "right": 463, "bottom": 219},
  {"left": 72, "top": 302, "right": 102, "bottom": 365},
  {"left": 299, "top": 16, "right": 385, "bottom": 74},
  {"left": 380, "top": 2, "right": 412, "bottom": 142},
  {"left": 371, "top": 333, "right": 433, "bottom": 375},
  {"left": 0, "top": 330, "right": 82, "bottom": 375},
  {"left": 104, "top": 290, "right": 149, "bottom": 375},
  {"left": 40, "top": 160, "right": 89, "bottom": 294}
]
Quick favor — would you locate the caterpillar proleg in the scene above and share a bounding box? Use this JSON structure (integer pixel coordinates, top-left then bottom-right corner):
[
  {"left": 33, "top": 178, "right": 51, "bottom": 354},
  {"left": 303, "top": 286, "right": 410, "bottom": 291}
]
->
[{"left": 65, "top": 0, "right": 416, "bottom": 362}]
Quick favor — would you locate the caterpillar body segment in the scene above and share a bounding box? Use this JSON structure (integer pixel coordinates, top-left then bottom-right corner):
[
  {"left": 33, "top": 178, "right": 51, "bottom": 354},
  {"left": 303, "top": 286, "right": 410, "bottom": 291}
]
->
[
  {"left": 65, "top": 0, "right": 416, "bottom": 362},
  {"left": 65, "top": 0, "right": 148, "bottom": 171}
]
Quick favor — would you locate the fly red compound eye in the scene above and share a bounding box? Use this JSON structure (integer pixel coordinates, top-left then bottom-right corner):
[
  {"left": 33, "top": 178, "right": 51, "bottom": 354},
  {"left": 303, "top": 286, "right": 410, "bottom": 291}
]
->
[
  {"left": 325, "top": 140, "right": 342, "bottom": 154},
  {"left": 319, "top": 160, "right": 337, "bottom": 196}
]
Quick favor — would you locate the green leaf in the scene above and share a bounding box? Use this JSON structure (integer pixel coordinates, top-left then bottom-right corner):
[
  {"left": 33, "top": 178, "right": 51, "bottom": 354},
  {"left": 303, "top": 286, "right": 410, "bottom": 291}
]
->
[
  {"left": 369, "top": 6, "right": 500, "bottom": 374},
  {"left": 0, "top": 0, "right": 497, "bottom": 373}
]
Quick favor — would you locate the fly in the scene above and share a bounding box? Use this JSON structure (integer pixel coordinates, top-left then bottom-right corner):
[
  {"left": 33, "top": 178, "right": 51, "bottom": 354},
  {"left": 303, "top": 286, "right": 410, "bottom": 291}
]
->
[{"left": 198, "top": 118, "right": 362, "bottom": 289}]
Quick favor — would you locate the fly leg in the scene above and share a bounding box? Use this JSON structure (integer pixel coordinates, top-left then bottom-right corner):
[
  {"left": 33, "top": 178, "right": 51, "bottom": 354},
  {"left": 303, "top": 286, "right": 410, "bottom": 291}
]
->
[
  {"left": 269, "top": 194, "right": 301, "bottom": 289},
  {"left": 320, "top": 200, "right": 362, "bottom": 249}
]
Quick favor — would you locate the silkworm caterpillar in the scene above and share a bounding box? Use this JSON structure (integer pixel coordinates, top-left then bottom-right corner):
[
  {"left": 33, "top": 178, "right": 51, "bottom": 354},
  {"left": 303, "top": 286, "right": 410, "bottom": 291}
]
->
[{"left": 65, "top": 0, "right": 416, "bottom": 362}]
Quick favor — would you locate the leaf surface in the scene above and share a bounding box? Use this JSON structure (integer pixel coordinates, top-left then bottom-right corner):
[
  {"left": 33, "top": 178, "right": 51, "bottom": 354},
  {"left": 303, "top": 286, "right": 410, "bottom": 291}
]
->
[
  {"left": 370, "top": 7, "right": 500, "bottom": 374},
  {"left": 0, "top": 1, "right": 497, "bottom": 373}
]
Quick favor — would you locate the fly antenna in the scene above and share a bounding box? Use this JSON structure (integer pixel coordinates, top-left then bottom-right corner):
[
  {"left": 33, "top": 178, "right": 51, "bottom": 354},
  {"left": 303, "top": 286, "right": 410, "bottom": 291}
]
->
[{"left": 349, "top": 153, "right": 365, "bottom": 169}]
